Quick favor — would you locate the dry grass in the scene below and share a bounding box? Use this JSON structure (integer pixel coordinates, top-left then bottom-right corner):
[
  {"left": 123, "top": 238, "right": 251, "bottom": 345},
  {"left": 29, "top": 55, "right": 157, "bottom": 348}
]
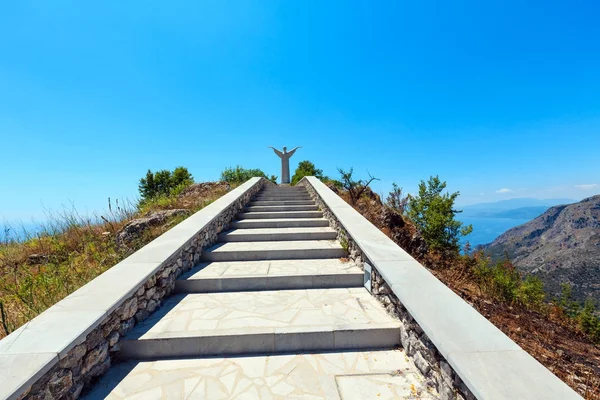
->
[{"left": 0, "top": 182, "right": 230, "bottom": 338}]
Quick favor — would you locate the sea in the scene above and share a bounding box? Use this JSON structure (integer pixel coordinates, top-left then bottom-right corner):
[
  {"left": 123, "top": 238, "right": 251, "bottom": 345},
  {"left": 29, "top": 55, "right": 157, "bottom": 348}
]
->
[{"left": 459, "top": 217, "right": 531, "bottom": 247}]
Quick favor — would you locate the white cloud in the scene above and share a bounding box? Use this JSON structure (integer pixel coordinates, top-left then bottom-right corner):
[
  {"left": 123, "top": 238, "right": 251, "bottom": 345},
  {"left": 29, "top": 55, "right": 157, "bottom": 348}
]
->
[
  {"left": 574, "top": 184, "right": 598, "bottom": 190},
  {"left": 496, "top": 188, "right": 512, "bottom": 193}
]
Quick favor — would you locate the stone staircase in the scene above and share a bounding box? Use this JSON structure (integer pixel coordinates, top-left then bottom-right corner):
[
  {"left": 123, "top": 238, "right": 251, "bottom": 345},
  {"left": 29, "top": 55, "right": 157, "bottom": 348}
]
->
[{"left": 86, "top": 186, "right": 435, "bottom": 399}]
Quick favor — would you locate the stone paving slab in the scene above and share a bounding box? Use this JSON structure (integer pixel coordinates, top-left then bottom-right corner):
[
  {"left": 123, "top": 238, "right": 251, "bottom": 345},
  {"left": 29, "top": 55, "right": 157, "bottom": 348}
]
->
[
  {"left": 218, "top": 227, "right": 337, "bottom": 242},
  {"left": 231, "top": 218, "right": 330, "bottom": 229},
  {"left": 238, "top": 211, "right": 323, "bottom": 219},
  {"left": 175, "top": 259, "right": 364, "bottom": 294},
  {"left": 249, "top": 200, "right": 316, "bottom": 206},
  {"left": 84, "top": 349, "right": 438, "bottom": 400},
  {"left": 202, "top": 240, "right": 345, "bottom": 261},
  {"left": 127, "top": 288, "right": 395, "bottom": 339},
  {"left": 180, "top": 259, "right": 361, "bottom": 279},
  {"left": 245, "top": 205, "right": 318, "bottom": 212}
]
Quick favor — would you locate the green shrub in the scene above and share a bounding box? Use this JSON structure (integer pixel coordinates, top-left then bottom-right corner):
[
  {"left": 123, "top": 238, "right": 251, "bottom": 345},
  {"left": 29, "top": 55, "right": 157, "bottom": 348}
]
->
[
  {"left": 406, "top": 176, "right": 472, "bottom": 254},
  {"left": 139, "top": 166, "right": 193, "bottom": 202},
  {"left": 220, "top": 166, "right": 276, "bottom": 185},
  {"left": 515, "top": 275, "right": 546, "bottom": 308},
  {"left": 291, "top": 161, "right": 323, "bottom": 185},
  {"left": 577, "top": 299, "right": 600, "bottom": 342}
]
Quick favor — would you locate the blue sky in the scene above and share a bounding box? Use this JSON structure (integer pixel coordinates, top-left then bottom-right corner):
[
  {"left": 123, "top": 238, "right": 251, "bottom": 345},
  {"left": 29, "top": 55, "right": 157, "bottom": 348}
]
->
[{"left": 1, "top": 0, "right": 599, "bottom": 224}]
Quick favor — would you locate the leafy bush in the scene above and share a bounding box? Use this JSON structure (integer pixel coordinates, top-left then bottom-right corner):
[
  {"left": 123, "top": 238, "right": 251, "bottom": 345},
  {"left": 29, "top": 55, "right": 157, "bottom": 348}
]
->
[
  {"left": 515, "top": 275, "right": 546, "bottom": 308},
  {"left": 555, "top": 284, "right": 600, "bottom": 342},
  {"left": 291, "top": 160, "right": 323, "bottom": 185},
  {"left": 139, "top": 167, "right": 194, "bottom": 202},
  {"left": 220, "top": 166, "right": 276, "bottom": 185},
  {"left": 471, "top": 253, "right": 546, "bottom": 309},
  {"left": 406, "top": 176, "right": 472, "bottom": 253}
]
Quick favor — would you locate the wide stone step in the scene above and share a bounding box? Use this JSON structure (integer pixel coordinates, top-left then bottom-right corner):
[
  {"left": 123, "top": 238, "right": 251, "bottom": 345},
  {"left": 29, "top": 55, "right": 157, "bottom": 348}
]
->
[
  {"left": 246, "top": 204, "right": 318, "bottom": 212},
  {"left": 231, "top": 218, "right": 329, "bottom": 229},
  {"left": 218, "top": 227, "right": 337, "bottom": 242},
  {"left": 88, "top": 349, "right": 433, "bottom": 399},
  {"left": 261, "top": 187, "right": 307, "bottom": 193},
  {"left": 238, "top": 211, "right": 323, "bottom": 219},
  {"left": 175, "top": 259, "right": 363, "bottom": 292},
  {"left": 254, "top": 196, "right": 313, "bottom": 201},
  {"left": 250, "top": 200, "right": 315, "bottom": 206},
  {"left": 120, "top": 288, "right": 400, "bottom": 359},
  {"left": 201, "top": 240, "right": 346, "bottom": 261}
]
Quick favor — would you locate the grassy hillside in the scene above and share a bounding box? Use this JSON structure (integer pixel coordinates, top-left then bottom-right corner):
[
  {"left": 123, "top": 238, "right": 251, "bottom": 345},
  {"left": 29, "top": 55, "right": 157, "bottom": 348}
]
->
[{"left": 0, "top": 182, "right": 230, "bottom": 338}]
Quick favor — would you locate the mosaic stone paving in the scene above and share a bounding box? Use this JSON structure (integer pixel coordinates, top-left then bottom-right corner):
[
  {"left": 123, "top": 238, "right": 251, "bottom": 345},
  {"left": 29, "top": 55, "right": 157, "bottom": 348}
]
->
[
  {"left": 129, "top": 288, "right": 395, "bottom": 338},
  {"left": 85, "top": 350, "right": 438, "bottom": 399},
  {"left": 184, "top": 259, "right": 361, "bottom": 279}
]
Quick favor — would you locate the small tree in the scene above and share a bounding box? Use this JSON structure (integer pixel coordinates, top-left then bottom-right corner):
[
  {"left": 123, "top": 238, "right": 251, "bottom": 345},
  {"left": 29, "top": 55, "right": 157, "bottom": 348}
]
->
[
  {"left": 407, "top": 175, "right": 472, "bottom": 253},
  {"left": 138, "top": 166, "right": 194, "bottom": 201},
  {"left": 337, "top": 168, "right": 379, "bottom": 205},
  {"left": 291, "top": 161, "right": 323, "bottom": 185},
  {"left": 386, "top": 183, "right": 408, "bottom": 214}
]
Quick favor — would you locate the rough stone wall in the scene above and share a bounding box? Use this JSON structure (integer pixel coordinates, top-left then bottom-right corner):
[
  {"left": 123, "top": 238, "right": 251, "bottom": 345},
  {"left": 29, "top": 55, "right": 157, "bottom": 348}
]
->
[
  {"left": 20, "top": 179, "right": 267, "bottom": 400},
  {"left": 298, "top": 181, "right": 364, "bottom": 265},
  {"left": 299, "top": 179, "right": 476, "bottom": 400}
]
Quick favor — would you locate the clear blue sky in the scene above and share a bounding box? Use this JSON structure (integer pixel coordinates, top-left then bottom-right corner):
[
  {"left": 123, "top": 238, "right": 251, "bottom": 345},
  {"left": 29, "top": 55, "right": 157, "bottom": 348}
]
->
[{"left": 1, "top": 0, "right": 599, "bottom": 224}]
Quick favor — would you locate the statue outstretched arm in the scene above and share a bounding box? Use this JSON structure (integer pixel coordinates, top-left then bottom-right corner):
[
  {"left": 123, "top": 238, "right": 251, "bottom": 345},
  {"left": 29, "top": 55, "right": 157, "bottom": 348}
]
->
[
  {"left": 269, "top": 146, "right": 283, "bottom": 157},
  {"left": 287, "top": 146, "right": 301, "bottom": 157}
]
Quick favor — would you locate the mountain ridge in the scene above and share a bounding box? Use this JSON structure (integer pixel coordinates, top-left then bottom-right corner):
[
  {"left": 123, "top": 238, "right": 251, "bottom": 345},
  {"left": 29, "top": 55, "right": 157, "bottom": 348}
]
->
[{"left": 483, "top": 194, "right": 600, "bottom": 304}]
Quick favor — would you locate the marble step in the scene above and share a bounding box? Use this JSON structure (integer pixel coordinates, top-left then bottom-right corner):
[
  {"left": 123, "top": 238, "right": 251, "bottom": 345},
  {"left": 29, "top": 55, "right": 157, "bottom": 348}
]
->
[
  {"left": 245, "top": 204, "right": 318, "bottom": 212},
  {"left": 261, "top": 187, "right": 307, "bottom": 193},
  {"left": 249, "top": 200, "right": 315, "bottom": 206},
  {"left": 253, "top": 196, "right": 313, "bottom": 201},
  {"left": 218, "top": 227, "right": 337, "bottom": 242},
  {"left": 201, "top": 240, "right": 346, "bottom": 261},
  {"left": 175, "top": 259, "right": 363, "bottom": 292},
  {"left": 238, "top": 211, "right": 323, "bottom": 219},
  {"left": 231, "top": 218, "right": 329, "bottom": 229},
  {"left": 87, "top": 349, "right": 434, "bottom": 400},
  {"left": 120, "top": 288, "right": 401, "bottom": 359}
]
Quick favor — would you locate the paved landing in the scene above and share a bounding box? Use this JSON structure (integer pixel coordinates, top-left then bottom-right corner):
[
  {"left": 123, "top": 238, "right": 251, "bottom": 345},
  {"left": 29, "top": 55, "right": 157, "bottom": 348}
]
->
[
  {"left": 85, "top": 350, "right": 437, "bottom": 400},
  {"left": 179, "top": 259, "right": 361, "bottom": 279},
  {"left": 127, "top": 288, "right": 397, "bottom": 338}
]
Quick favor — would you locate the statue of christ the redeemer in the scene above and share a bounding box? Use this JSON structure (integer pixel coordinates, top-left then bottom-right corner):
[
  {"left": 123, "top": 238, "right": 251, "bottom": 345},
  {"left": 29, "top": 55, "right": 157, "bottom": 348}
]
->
[{"left": 269, "top": 146, "right": 301, "bottom": 184}]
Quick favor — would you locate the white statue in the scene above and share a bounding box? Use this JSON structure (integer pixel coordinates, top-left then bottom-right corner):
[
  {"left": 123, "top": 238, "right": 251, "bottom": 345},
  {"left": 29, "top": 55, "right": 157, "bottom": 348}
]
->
[{"left": 269, "top": 146, "right": 301, "bottom": 184}]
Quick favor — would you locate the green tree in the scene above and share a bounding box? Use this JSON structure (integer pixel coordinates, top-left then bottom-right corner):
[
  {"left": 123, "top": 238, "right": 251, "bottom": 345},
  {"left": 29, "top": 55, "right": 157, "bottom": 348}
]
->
[
  {"left": 139, "top": 170, "right": 156, "bottom": 200},
  {"left": 220, "top": 166, "right": 276, "bottom": 185},
  {"left": 171, "top": 166, "right": 194, "bottom": 187},
  {"left": 138, "top": 167, "right": 194, "bottom": 201},
  {"left": 407, "top": 175, "right": 472, "bottom": 253},
  {"left": 291, "top": 161, "right": 324, "bottom": 185}
]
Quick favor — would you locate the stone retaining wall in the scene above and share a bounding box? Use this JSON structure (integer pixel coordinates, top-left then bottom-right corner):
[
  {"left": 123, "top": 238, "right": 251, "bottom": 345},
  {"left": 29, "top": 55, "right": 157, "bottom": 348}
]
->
[
  {"left": 9, "top": 178, "right": 268, "bottom": 400},
  {"left": 298, "top": 179, "right": 474, "bottom": 400}
]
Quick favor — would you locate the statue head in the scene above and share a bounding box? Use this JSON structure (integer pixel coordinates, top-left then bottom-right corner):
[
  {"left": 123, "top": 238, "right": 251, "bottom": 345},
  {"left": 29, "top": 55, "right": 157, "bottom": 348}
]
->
[{"left": 283, "top": 146, "right": 287, "bottom": 152}]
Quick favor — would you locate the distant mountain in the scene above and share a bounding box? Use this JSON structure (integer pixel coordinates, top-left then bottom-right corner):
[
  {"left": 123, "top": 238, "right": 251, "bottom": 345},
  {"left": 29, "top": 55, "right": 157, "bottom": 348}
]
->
[
  {"left": 483, "top": 195, "right": 600, "bottom": 304},
  {"left": 469, "top": 206, "right": 550, "bottom": 220}
]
